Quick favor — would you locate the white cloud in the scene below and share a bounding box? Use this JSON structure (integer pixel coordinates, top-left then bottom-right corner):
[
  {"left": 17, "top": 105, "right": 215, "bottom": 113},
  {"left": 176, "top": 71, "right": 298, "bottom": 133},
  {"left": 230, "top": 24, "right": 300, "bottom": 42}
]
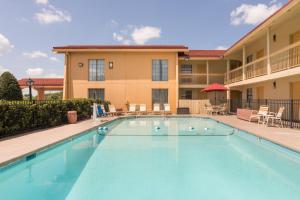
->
[
  {"left": 0, "top": 33, "right": 14, "bottom": 55},
  {"left": 0, "top": 65, "right": 10, "bottom": 75},
  {"left": 215, "top": 46, "right": 227, "bottom": 50},
  {"left": 35, "top": 5, "right": 71, "bottom": 24},
  {"left": 230, "top": 1, "right": 281, "bottom": 26},
  {"left": 49, "top": 56, "right": 61, "bottom": 62},
  {"left": 113, "top": 32, "right": 124, "bottom": 42},
  {"left": 131, "top": 26, "right": 161, "bottom": 45},
  {"left": 23, "top": 50, "right": 61, "bottom": 62},
  {"left": 26, "top": 67, "right": 63, "bottom": 78},
  {"left": 26, "top": 67, "right": 44, "bottom": 77},
  {"left": 46, "top": 73, "right": 63, "bottom": 78},
  {"left": 23, "top": 50, "right": 48, "bottom": 59},
  {"left": 35, "top": 0, "right": 48, "bottom": 5},
  {"left": 112, "top": 25, "right": 161, "bottom": 45},
  {"left": 110, "top": 19, "right": 119, "bottom": 28}
]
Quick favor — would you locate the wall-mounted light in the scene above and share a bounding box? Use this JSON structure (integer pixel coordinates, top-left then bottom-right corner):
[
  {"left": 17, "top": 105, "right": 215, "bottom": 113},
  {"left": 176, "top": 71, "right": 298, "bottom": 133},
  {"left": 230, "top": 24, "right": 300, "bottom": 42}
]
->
[
  {"left": 109, "top": 61, "right": 113, "bottom": 69},
  {"left": 273, "top": 81, "right": 277, "bottom": 89},
  {"left": 78, "top": 63, "right": 84, "bottom": 68}
]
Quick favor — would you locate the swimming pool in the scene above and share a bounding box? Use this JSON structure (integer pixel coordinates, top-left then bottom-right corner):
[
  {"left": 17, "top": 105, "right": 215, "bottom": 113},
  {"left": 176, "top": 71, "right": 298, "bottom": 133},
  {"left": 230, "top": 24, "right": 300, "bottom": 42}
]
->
[{"left": 0, "top": 117, "right": 299, "bottom": 200}]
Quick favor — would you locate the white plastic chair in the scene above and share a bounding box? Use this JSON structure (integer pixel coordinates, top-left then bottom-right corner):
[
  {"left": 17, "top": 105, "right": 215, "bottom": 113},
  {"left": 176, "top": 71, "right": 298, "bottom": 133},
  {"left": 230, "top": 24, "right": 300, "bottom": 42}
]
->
[
  {"left": 265, "top": 107, "right": 285, "bottom": 127},
  {"left": 164, "top": 103, "right": 171, "bottom": 115}
]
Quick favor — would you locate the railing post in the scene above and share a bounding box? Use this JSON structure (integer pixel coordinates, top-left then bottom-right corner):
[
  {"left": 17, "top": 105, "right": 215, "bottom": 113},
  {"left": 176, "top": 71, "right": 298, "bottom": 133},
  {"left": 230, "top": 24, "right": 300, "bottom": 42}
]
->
[
  {"left": 290, "top": 99, "right": 294, "bottom": 128},
  {"left": 242, "top": 46, "right": 246, "bottom": 80},
  {"left": 206, "top": 61, "right": 209, "bottom": 85},
  {"left": 267, "top": 27, "right": 271, "bottom": 74},
  {"left": 226, "top": 59, "right": 230, "bottom": 84}
]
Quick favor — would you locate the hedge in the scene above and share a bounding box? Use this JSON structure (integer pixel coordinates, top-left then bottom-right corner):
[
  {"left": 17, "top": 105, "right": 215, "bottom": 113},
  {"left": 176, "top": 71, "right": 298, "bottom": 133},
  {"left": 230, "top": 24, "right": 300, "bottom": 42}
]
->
[{"left": 0, "top": 99, "right": 94, "bottom": 138}]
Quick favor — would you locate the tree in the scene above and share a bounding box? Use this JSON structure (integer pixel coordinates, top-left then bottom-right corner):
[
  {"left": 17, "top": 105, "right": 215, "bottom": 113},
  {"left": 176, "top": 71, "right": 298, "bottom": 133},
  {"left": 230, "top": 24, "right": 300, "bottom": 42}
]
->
[{"left": 0, "top": 72, "right": 23, "bottom": 100}]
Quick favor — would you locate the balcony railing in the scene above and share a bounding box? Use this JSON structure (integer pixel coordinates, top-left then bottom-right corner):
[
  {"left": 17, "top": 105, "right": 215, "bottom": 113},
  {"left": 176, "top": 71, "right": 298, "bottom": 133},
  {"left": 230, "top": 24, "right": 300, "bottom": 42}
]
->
[
  {"left": 225, "top": 40, "right": 300, "bottom": 84},
  {"left": 245, "top": 57, "right": 267, "bottom": 79},
  {"left": 179, "top": 74, "right": 224, "bottom": 85},
  {"left": 270, "top": 40, "right": 300, "bottom": 73},
  {"left": 224, "top": 67, "right": 243, "bottom": 84},
  {"left": 179, "top": 74, "right": 207, "bottom": 85}
]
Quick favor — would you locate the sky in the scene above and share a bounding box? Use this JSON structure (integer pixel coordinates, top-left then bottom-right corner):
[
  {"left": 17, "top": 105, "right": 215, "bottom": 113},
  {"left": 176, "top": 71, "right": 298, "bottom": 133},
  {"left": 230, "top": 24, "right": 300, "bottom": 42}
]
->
[{"left": 0, "top": 0, "right": 288, "bottom": 80}]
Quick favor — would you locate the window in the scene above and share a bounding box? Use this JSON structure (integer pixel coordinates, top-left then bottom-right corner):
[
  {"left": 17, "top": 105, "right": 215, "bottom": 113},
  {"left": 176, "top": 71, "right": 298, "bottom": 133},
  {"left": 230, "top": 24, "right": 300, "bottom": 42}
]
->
[
  {"left": 89, "top": 59, "right": 105, "bottom": 81},
  {"left": 180, "top": 64, "right": 192, "bottom": 74},
  {"left": 88, "top": 89, "right": 105, "bottom": 101},
  {"left": 152, "top": 89, "right": 168, "bottom": 109},
  {"left": 152, "top": 60, "right": 168, "bottom": 81}
]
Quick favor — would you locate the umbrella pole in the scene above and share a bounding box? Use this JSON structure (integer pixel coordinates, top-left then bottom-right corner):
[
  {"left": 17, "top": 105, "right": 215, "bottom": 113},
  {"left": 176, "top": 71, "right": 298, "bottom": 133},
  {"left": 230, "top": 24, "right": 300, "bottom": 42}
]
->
[{"left": 215, "top": 91, "right": 217, "bottom": 105}]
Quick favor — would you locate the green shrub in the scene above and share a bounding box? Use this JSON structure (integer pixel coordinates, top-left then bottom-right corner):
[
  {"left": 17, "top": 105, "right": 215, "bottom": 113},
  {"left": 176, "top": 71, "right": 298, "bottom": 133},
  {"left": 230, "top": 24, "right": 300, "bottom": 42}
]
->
[{"left": 0, "top": 99, "right": 93, "bottom": 138}]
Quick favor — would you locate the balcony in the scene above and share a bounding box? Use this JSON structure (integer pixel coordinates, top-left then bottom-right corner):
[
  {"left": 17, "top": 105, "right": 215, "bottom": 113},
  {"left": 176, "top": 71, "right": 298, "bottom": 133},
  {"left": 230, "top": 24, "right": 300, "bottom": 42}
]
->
[
  {"left": 225, "top": 67, "right": 243, "bottom": 84},
  {"left": 179, "top": 74, "right": 224, "bottom": 87},
  {"left": 179, "top": 74, "right": 207, "bottom": 86},
  {"left": 225, "top": 41, "right": 300, "bottom": 84}
]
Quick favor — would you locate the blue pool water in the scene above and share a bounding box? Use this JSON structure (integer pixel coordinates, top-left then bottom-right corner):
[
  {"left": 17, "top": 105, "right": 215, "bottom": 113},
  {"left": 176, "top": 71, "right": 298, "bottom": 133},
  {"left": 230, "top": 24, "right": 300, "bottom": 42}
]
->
[{"left": 0, "top": 117, "right": 300, "bottom": 200}]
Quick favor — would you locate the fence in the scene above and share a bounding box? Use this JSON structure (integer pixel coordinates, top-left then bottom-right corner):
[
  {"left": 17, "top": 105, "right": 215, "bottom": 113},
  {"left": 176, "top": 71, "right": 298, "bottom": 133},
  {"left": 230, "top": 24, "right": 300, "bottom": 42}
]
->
[
  {"left": 229, "top": 99, "right": 300, "bottom": 128},
  {"left": 179, "top": 99, "right": 210, "bottom": 114}
]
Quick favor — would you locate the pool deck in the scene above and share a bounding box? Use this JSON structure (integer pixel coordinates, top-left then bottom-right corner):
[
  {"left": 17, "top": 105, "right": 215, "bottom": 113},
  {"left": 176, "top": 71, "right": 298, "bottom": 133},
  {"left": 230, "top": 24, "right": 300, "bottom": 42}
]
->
[
  {"left": 208, "top": 115, "right": 300, "bottom": 152},
  {"left": 0, "top": 114, "right": 300, "bottom": 167},
  {"left": 0, "top": 117, "right": 118, "bottom": 167}
]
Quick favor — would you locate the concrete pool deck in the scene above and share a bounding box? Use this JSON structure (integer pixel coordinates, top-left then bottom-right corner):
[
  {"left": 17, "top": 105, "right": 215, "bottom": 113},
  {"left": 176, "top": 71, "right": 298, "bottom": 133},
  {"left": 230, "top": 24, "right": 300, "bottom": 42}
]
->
[
  {"left": 0, "top": 115, "right": 300, "bottom": 167},
  {"left": 0, "top": 117, "right": 118, "bottom": 167},
  {"left": 208, "top": 115, "right": 300, "bottom": 152}
]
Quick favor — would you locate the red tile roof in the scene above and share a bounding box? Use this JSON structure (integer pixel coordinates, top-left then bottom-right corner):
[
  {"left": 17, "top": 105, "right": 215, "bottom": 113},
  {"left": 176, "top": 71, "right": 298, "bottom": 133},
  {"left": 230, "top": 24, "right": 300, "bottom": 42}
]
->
[
  {"left": 53, "top": 45, "right": 188, "bottom": 50},
  {"left": 18, "top": 78, "right": 63, "bottom": 87},
  {"left": 179, "top": 50, "right": 225, "bottom": 58}
]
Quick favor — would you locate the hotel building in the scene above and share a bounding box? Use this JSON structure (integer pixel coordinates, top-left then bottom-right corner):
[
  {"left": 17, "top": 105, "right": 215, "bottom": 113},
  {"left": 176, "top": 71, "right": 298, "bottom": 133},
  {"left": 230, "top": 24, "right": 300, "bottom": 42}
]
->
[{"left": 53, "top": 0, "right": 300, "bottom": 114}]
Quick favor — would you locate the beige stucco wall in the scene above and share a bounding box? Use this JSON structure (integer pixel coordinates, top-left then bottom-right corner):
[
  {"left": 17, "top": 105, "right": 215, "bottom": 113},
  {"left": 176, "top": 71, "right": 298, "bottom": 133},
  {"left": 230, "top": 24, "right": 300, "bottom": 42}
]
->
[
  {"left": 245, "top": 36, "right": 266, "bottom": 60},
  {"left": 232, "top": 74, "right": 300, "bottom": 99},
  {"left": 225, "top": 7, "right": 300, "bottom": 62},
  {"left": 270, "top": 13, "right": 300, "bottom": 53},
  {"left": 65, "top": 52, "right": 178, "bottom": 112}
]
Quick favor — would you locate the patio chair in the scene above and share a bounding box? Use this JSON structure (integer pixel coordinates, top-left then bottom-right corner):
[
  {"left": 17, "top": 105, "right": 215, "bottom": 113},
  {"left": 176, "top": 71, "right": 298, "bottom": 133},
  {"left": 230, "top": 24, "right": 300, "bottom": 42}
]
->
[
  {"left": 164, "top": 104, "right": 171, "bottom": 115},
  {"left": 265, "top": 107, "right": 285, "bottom": 127},
  {"left": 249, "top": 105, "right": 269, "bottom": 123},
  {"left": 97, "top": 104, "right": 107, "bottom": 117},
  {"left": 127, "top": 104, "right": 137, "bottom": 115},
  {"left": 153, "top": 103, "right": 162, "bottom": 115},
  {"left": 204, "top": 104, "right": 214, "bottom": 115},
  {"left": 101, "top": 105, "right": 109, "bottom": 116},
  {"left": 139, "top": 104, "right": 147, "bottom": 115},
  {"left": 217, "top": 103, "right": 227, "bottom": 115},
  {"left": 108, "top": 105, "right": 123, "bottom": 116}
]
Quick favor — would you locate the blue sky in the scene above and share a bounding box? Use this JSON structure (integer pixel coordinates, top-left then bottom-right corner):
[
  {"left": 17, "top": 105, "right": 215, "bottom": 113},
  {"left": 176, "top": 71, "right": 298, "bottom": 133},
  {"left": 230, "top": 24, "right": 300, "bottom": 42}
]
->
[{"left": 0, "top": 0, "right": 287, "bottom": 79}]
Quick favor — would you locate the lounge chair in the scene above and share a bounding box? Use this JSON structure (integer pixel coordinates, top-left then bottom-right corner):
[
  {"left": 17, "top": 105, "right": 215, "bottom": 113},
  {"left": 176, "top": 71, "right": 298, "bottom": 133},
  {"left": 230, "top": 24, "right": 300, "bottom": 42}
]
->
[
  {"left": 101, "top": 105, "right": 109, "bottom": 116},
  {"left": 108, "top": 105, "right": 123, "bottom": 116},
  {"left": 265, "top": 107, "right": 285, "bottom": 127},
  {"left": 127, "top": 104, "right": 137, "bottom": 115},
  {"left": 96, "top": 104, "right": 107, "bottom": 117},
  {"left": 163, "top": 104, "right": 171, "bottom": 115},
  {"left": 139, "top": 104, "right": 147, "bottom": 115},
  {"left": 249, "top": 105, "right": 269, "bottom": 123},
  {"left": 153, "top": 103, "right": 162, "bottom": 114}
]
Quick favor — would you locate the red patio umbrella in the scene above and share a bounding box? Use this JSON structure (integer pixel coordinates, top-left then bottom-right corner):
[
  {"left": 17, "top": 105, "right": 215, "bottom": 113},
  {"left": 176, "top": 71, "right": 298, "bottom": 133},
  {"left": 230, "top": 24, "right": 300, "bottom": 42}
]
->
[{"left": 201, "top": 83, "right": 228, "bottom": 105}]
